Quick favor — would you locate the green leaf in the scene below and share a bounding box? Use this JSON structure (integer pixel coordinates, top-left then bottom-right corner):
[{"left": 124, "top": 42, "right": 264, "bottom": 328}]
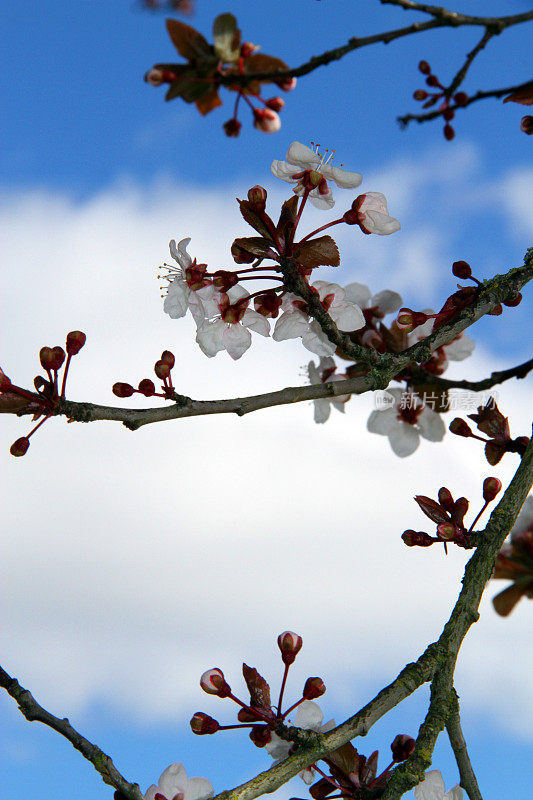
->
[{"left": 213, "top": 13, "right": 241, "bottom": 63}]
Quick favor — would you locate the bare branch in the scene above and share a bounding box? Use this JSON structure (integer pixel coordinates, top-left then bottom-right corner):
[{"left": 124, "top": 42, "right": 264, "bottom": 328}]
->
[
  {"left": 0, "top": 666, "right": 143, "bottom": 800},
  {"left": 408, "top": 357, "right": 533, "bottom": 393},
  {"left": 446, "top": 690, "right": 483, "bottom": 800}
]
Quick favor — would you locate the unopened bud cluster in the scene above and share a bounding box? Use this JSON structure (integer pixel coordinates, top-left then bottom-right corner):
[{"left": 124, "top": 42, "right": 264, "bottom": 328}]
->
[
  {"left": 2, "top": 331, "right": 87, "bottom": 457},
  {"left": 413, "top": 59, "right": 468, "bottom": 140},
  {"left": 449, "top": 398, "right": 530, "bottom": 465},
  {"left": 113, "top": 350, "right": 181, "bottom": 401}
]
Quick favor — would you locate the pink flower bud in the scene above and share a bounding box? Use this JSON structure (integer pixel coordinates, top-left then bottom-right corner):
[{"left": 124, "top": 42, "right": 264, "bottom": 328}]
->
[
  {"left": 161, "top": 350, "right": 175, "bottom": 368},
  {"left": 66, "top": 330, "right": 87, "bottom": 355},
  {"left": 223, "top": 118, "right": 242, "bottom": 137},
  {"left": 437, "top": 522, "right": 456, "bottom": 541},
  {"left": 303, "top": 677, "right": 326, "bottom": 700},
  {"left": 277, "top": 631, "right": 303, "bottom": 665},
  {"left": 265, "top": 97, "right": 284, "bottom": 112},
  {"left": 452, "top": 260, "right": 472, "bottom": 279},
  {"left": 391, "top": 734, "right": 415, "bottom": 762},
  {"left": 401, "top": 530, "right": 433, "bottom": 547},
  {"left": 253, "top": 108, "right": 281, "bottom": 134},
  {"left": 449, "top": 418, "right": 472, "bottom": 437},
  {"left": 249, "top": 724, "right": 272, "bottom": 747},
  {"left": 10, "top": 437, "right": 30, "bottom": 457},
  {"left": 154, "top": 360, "right": 170, "bottom": 380},
  {"left": 483, "top": 477, "right": 502, "bottom": 502},
  {"left": 190, "top": 712, "right": 220, "bottom": 735},
  {"left": 438, "top": 487, "right": 454, "bottom": 512},
  {"left": 240, "top": 42, "right": 259, "bottom": 58},
  {"left": 276, "top": 77, "right": 296, "bottom": 91},
  {"left": 247, "top": 185, "right": 268, "bottom": 207},
  {"left": 138, "top": 379, "right": 156, "bottom": 397},
  {"left": 200, "top": 668, "right": 231, "bottom": 697},
  {"left": 112, "top": 382, "right": 134, "bottom": 398},
  {"left": 418, "top": 60, "right": 431, "bottom": 75}
]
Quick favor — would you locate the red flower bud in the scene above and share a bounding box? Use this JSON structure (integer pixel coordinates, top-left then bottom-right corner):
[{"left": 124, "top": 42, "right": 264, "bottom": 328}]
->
[
  {"left": 161, "top": 350, "right": 175, "bottom": 368},
  {"left": 223, "top": 119, "right": 242, "bottom": 138},
  {"left": 112, "top": 382, "right": 134, "bottom": 398},
  {"left": 276, "top": 77, "right": 296, "bottom": 91},
  {"left": 154, "top": 360, "right": 170, "bottom": 380},
  {"left": 438, "top": 487, "right": 454, "bottom": 512},
  {"left": 200, "top": 668, "right": 231, "bottom": 697},
  {"left": 483, "top": 477, "right": 502, "bottom": 502},
  {"left": 452, "top": 497, "right": 469, "bottom": 524},
  {"left": 138, "top": 379, "right": 156, "bottom": 397},
  {"left": 437, "top": 522, "right": 456, "bottom": 541},
  {"left": 426, "top": 75, "right": 439, "bottom": 87},
  {"left": 10, "top": 437, "right": 30, "bottom": 457},
  {"left": 190, "top": 712, "right": 220, "bottom": 735},
  {"left": 520, "top": 115, "right": 533, "bottom": 135},
  {"left": 39, "top": 347, "right": 54, "bottom": 370},
  {"left": 212, "top": 270, "right": 239, "bottom": 291},
  {"left": 452, "top": 260, "right": 472, "bottom": 279},
  {"left": 413, "top": 90, "right": 428, "bottom": 101},
  {"left": 391, "top": 734, "right": 415, "bottom": 762},
  {"left": 449, "top": 418, "right": 472, "bottom": 437},
  {"left": 277, "top": 631, "right": 303, "bottom": 665},
  {"left": 444, "top": 124, "right": 455, "bottom": 141},
  {"left": 418, "top": 60, "right": 431, "bottom": 75},
  {"left": 249, "top": 724, "right": 272, "bottom": 747},
  {"left": 454, "top": 92, "right": 468, "bottom": 106},
  {"left": 265, "top": 97, "right": 284, "bottom": 112},
  {"left": 488, "top": 303, "right": 503, "bottom": 316},
  {"left": 402, "top": 530, "right": 433, "bottom": 547},
  {"left": 502, "top": 291, "right": 522, "bottom": 307},
  {"left": 51, "top": 346, "right": 66, "bottom": 370},
  {"left": 247, "top": 185, "right": 268, "bottom": 207},
  {"left": 303, "top": 677, "right": 326, "bottom": 700},
  {"left": 443, "top": 108, "right": 455, "bottom": 121},
  {"left": 66, "top": 331, "right": 87, "bottom": 355}
]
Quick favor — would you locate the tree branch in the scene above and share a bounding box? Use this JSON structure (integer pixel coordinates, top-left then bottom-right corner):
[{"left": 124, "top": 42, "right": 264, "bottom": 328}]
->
[
  {"left": 0, "top": 666, "right": 143, "bottom": 800},
  {"left": 408, "top": 357, "right": 533, "bottom": 393},
  {"left": 446, "top": 690, "right": 483, "bottom": 800}
]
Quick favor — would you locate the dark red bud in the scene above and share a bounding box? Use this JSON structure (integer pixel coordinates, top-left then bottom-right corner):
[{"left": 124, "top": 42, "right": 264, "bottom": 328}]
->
[
  {"left": 520, "top": 115, "right": 533, "bottom": 135},
  {"left": 10, "top": 437, "right": 30, "bottom": 457},
  {"left": 154, "top": 360, "right": 170, "bottom": 380},
  {"left": 444, "top": 124, "right": 455, "bottom": 140},
  {"left": 39, "top": 347, "right": 54, "bottom": 370},
  {"left": 401, "top": 530, "right": 433, "bottom": 547},
  {"left": 443, "top": 108, "right": 455, "bottom": 121},
  {"left": 51, "top": 346, "right": 66, "bottom": 370},
  {"left": 161, "top": 350, "right": 175, "bottom": 368},
  {"left": 454, "top": 92, "right": 468, "bottom": 106},
  {"left": 449, "top": 418, "right": 472, "bottom": 437},
  {"left": 418, "top": 60, "right": 431, "bottom": 75},
  {"left": 488, "top": 303, "right": 503, "bottom": 316},
  {"left": 190, "top": 712, "right": 220, "bottom": 735},
  {"left": 452, "top": 260, "right": 472, "bottom": 279},
  {"left": 438, "top": 487, "right": 454, "bottom": 511},
  {"left": 391, "top": 734, "right": 415, "bottom": 762},
  {"left": 426, "top": 75, "right": 439, "bottom": 87},
  {"left": 277, "top": 631, "right": 303, "bottom": 665},
  {"left": 223, "top": 119, "right": 242, "bottom": 138},
  {"left": 212, "top": 270, "right": 239, "bottom": 291},
  {"left": 452, "top": 497, "right": 469, "bottom": 523},
  {"left": 303, "top": 677, "right": 326, "bottom": 700},
  {"left": 483, "top": 477, "right": 502, "bottom": 502},
  {"left": 249, "top": 725, "right": 272, "bottom": 748},
  {"left": 138, "top": 379, "right": 156, "bottom": 396},
  {"left": 413, "top": 89, "right": 428, "bottom": 101},
  {"left": 502, "top": 291, "right": 522, "bottom": 307},
  {"left": 265, "top": 97, "right": 285, "bottom": 112},
  {"left": 66, "top": 331, "right": 87, "bottom": 355},
  {"left": 112, "top": 382, "right": 134, "bottom": 398},
  {"left": 247, "top": 185, "right": 268, "bottom": 206}
]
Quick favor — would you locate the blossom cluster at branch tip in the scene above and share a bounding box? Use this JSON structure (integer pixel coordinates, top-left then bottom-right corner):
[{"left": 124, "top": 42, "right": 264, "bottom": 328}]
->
[
  {"left": 144, "top": 763, "right": 213, "bottom": 800},
  {"left": 449, "top": 398, "right": 530, "bottom": 465},
  {"left": 413, "top": 59, "right": 468, "bottom": 141}
]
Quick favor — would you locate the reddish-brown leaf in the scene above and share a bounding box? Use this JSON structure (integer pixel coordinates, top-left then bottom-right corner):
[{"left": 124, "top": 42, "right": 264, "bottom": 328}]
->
[
  {"left": 238, "top": 199, "right": 275, "bottom": 241},
  {"left": 503, "top": 82, "right": 533, "bottom": 106},
  {"left": 327, "top": 741, "right": 360, "bottom": 776},
  {"left": 195, "top": 85, "right": 223, "bottom": 115},
  {"left": 231, "top": 237, "right": 275, "bottom": 258},
  {"left": 276, "top": 195, "right": 299, "bottom": 240},
  {"left": 244, "top": 53, "right": 289, "bottom": 80},
  {"left": 242, "top": 663, "right": 271, "bottom": 710},
  {"left": 414, "top": 495, "right": 450, "bottom": 525},
  {"left": 166, "top": 19, "right": 212, "bottom": 61},
  {"left": 293, "top": 236, "right": 340, "bottom": 269},
  {"left": 492, "top": 582, "right": 530, "bottom": 616}
]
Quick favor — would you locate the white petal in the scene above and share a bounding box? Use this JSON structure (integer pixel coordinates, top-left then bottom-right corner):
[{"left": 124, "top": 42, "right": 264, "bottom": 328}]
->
[
  {"left": 309, "top": 187, "right": 335, "bottom": 209},
  {"left": 388, "top": 423, "right": 420, "bottom": 457},
  {"left": 270, "top": 160, "right": 300, "bottom": 182},
  {"left": 196, "top": 321, "right": 226, "bottom": 357},
  {"left": 321, "top": 164, "right": 362, "bottom": 189},
  {"left": 364, "top": 210, "right": 401, "bottom": 235},
  {"left": 444, "top": 335, "right": 475, "bottom": 361},
  {"left": 414, "top": 770, "right": 446, "bottom": 800},
  {"left": 164, "top": 280, "right": 190, "bottom": 319},
  {"left": 320, "top": 718, "right": 336, "bottom": 733},
  {"left": 367, "top": 408, "right": 397, "bottom": 435},
  {"left": 444, "top": 786, "right": 463, "bottom": 800},
  {"left": 286, "top": 141, "right": 319, "bottom": 168},
  {"left": 185, "top": 778, "right": 214, "bottom": 800},
  {"left": 307, "top": 360, "right": 321, "bottom": 383},
  {"left": 242, "top": 309, "right": 270, "bottom": 336},
  {"left": 159, "top": 763, "right": 187, "bottom": 799},
  {"left": 343, "top": 282, "right": 372, "bottom": 308},
  {"left": 417, "top": 407, "right": 446, "bottom": 442},
  {"left": 371, "top": 290, "right": 402, "bottom": 314},
  {"left": 294, "top": 700, "right": 324, "bottom": 730},
  {"left": 169, "top": 238, "right": 192, "bottom": 269},
  {"left": 145, "top": 785, "right": 158, "bottom": 800},
  {"left": 409, "top": 317, "right": 435, "bottom": 344},
  {"left": 265, "top": 731, "right": 291, "bottom": 760},
  {"left": 511, "top": 496, "right": 533, "bottom": 538},
  {"left": 299, "top": 768, "right": 316, "bottom": 785},
  {"left": 227, "top": 284, "right": 250, "bottom": 303},
  {"left": 301, "top": 323, "right": 336, "bottom": 356},
  {"left": 222, "top": 324, "right": 252, "bottom": 360},
  {"left": 330, "top": 301, "right": 365, "bottom": 332},
  {"left": 188, "top": 292, "right": 209, "bottom": 326},
  {"left": 273, "top": 311, "right": 309, "bottom": 341},
  {"left": 313, "top": 398, "right": 331, "bottom": 424}
]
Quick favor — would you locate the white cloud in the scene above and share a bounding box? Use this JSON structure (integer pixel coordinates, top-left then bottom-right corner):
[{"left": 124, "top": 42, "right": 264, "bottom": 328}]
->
[{"left": 1, "top": 164, "right": 532, "bottom": 752}]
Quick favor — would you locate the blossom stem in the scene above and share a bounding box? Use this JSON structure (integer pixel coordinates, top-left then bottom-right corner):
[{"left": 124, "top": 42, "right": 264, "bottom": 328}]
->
[
  {"left": 227, "top": 693, "right": 272, "bottom": 723},
  {"left": 467, "top": 500, "right": 490, "bottom": 534},
  {"left": 60, "top": 354, "right": 72, "bottom": 398},
  {"left": 277, "top": 663, "right": 290, "bottom": 717},
  {"left": 297, "top": 218, "right": 345, "bottom": 245},
  {"left": 288, "top": 191, "right": 310, "bottom": 250},
  {"left": 280, "top": 696, "right": 305, "bottom": 719},
  {"left": 26, "top": 413, "right": 54, "bottom": 440}
]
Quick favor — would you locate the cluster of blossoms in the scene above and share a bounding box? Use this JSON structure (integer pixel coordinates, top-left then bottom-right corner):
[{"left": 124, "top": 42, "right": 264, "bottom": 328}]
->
[
  {"left": 412, "top": 59, "right": 468, "bottom": 141},
  {"left": 402, "top": 477, "right": 502, "bottom": 553},
  {"left": 449, "top": 398, "right": 530, "bottom": 465},
  {"left": 1, "top": 331, "right": 86, "bottom": 457},
  {"left": 145, "top": 14, "right": 295, "bottom": 136},
  {"left": 492, "top": 496, "right": 533, "bottom": 616}
]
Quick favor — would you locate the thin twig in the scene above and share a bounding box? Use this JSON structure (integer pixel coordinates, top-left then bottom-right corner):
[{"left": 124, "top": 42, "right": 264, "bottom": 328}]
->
[
  {"left": 446, "top": 28, "right": 494, "bottom": 99},
  {"left": 446, "top": 690, "right": 483, "bottom": 800},
  {"left": 0, "top": 666, "right": 143, "bottom": 800}
]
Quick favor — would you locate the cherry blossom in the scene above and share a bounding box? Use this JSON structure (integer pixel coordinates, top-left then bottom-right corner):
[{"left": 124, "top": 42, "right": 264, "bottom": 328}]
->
[
  {"left": 344, "top": 192, "right": 401, "bottom": 235},
  {"left": 271, "top": 141, "right": 362, "bottom": 209},
  {"left": 145, "top": 763, "right": 214, "bottom": 800},
  {"left": 308, "top": 357, "right": 350, "bottom": 423},
  {"left": 367, "top": 388, "right": 445, "bottom": 457},
  {"left": 196, "top": 285, "right": 270, "bottom": 360},
  {"left": 343, "top": 282, "right": 402, "bottom": 322},
  {"left": 162, "top": 238, "right": 220, "bottom": 326},
  {"left": 414, "top": 770, "right": 463, "bottom": 800},
  {"left": 266, "top": 700, "right": 335, "bottom": 783}
]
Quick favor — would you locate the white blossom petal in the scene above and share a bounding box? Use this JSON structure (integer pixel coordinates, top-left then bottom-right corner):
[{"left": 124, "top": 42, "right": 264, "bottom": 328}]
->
[
  {"left": 265, "top": 731, "right": 291, "bottom": 760},
  {"left": 444, "top": 787, "right": 463, "bottom": 800},
  {"left": 169, "top": 238, "right": 192, "bottom": 269},
  {"left": 196, "top": 320, "right": 226, "bottom": 357},
  {"left": 321, "top": 164, "right": 362, "bottom": 189},
  {"left": 159, "top": 763, "right": 188, "bottom": 799},
  {"left": 367, "top": 408, "right": 397, "bottom": 435},
  {"left": 294, "top": 700, "right": 324, "bottom": 730},
  {"left": 417, "top": 407, "right": 446, "bottom": 442},
  {"left": 273, "top": 310, "right": 310, "bottom": 341},
  {"left": 242, "top": 309, "right": 271, "bottom": 336},
  {"left": 371, "top": 289, "right": 402, "bottom": 314},
  {"left": 286, "top": 141, "right": 320, "bottom": 168},
  {"left": 270, "top": 160, "right": 301, "bottom": 182},
  {"left": 444, "top": 335, "right": 475, "bottom": 361},
  {"left": 301, "top": 323, "right": 336, "bottom": 356},
  {"left": 308, "top": 188, "right": 335, "bottom": 209},
  {"left": 222, "top": 323, "right": 252, "bottom": 360},
  {"left": 329, "top": 302, "right": 365, "bottom": 332},
  {"left": 164, "top": 280, "right": 190, "bottom": 319},
  {"left": 313, "top": 399, "right": 332, "bottom": 424},
  {"left": 185, "top": 778, "right": 214, "bottom": 800},
  {"left": 299, "top": 768, "right": 316, "bottom": 785},
  {"left": 344, "top": 282, "right": 372, "bottom": 308},
  {"left": 388, "top": 423, "right": 420, "bottom": 457}
]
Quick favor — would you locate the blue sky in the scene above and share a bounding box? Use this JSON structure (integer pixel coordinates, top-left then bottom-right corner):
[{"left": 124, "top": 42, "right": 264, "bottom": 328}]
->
[{"left": 1, "top": 2, "right": 532, "bottom": 800}]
